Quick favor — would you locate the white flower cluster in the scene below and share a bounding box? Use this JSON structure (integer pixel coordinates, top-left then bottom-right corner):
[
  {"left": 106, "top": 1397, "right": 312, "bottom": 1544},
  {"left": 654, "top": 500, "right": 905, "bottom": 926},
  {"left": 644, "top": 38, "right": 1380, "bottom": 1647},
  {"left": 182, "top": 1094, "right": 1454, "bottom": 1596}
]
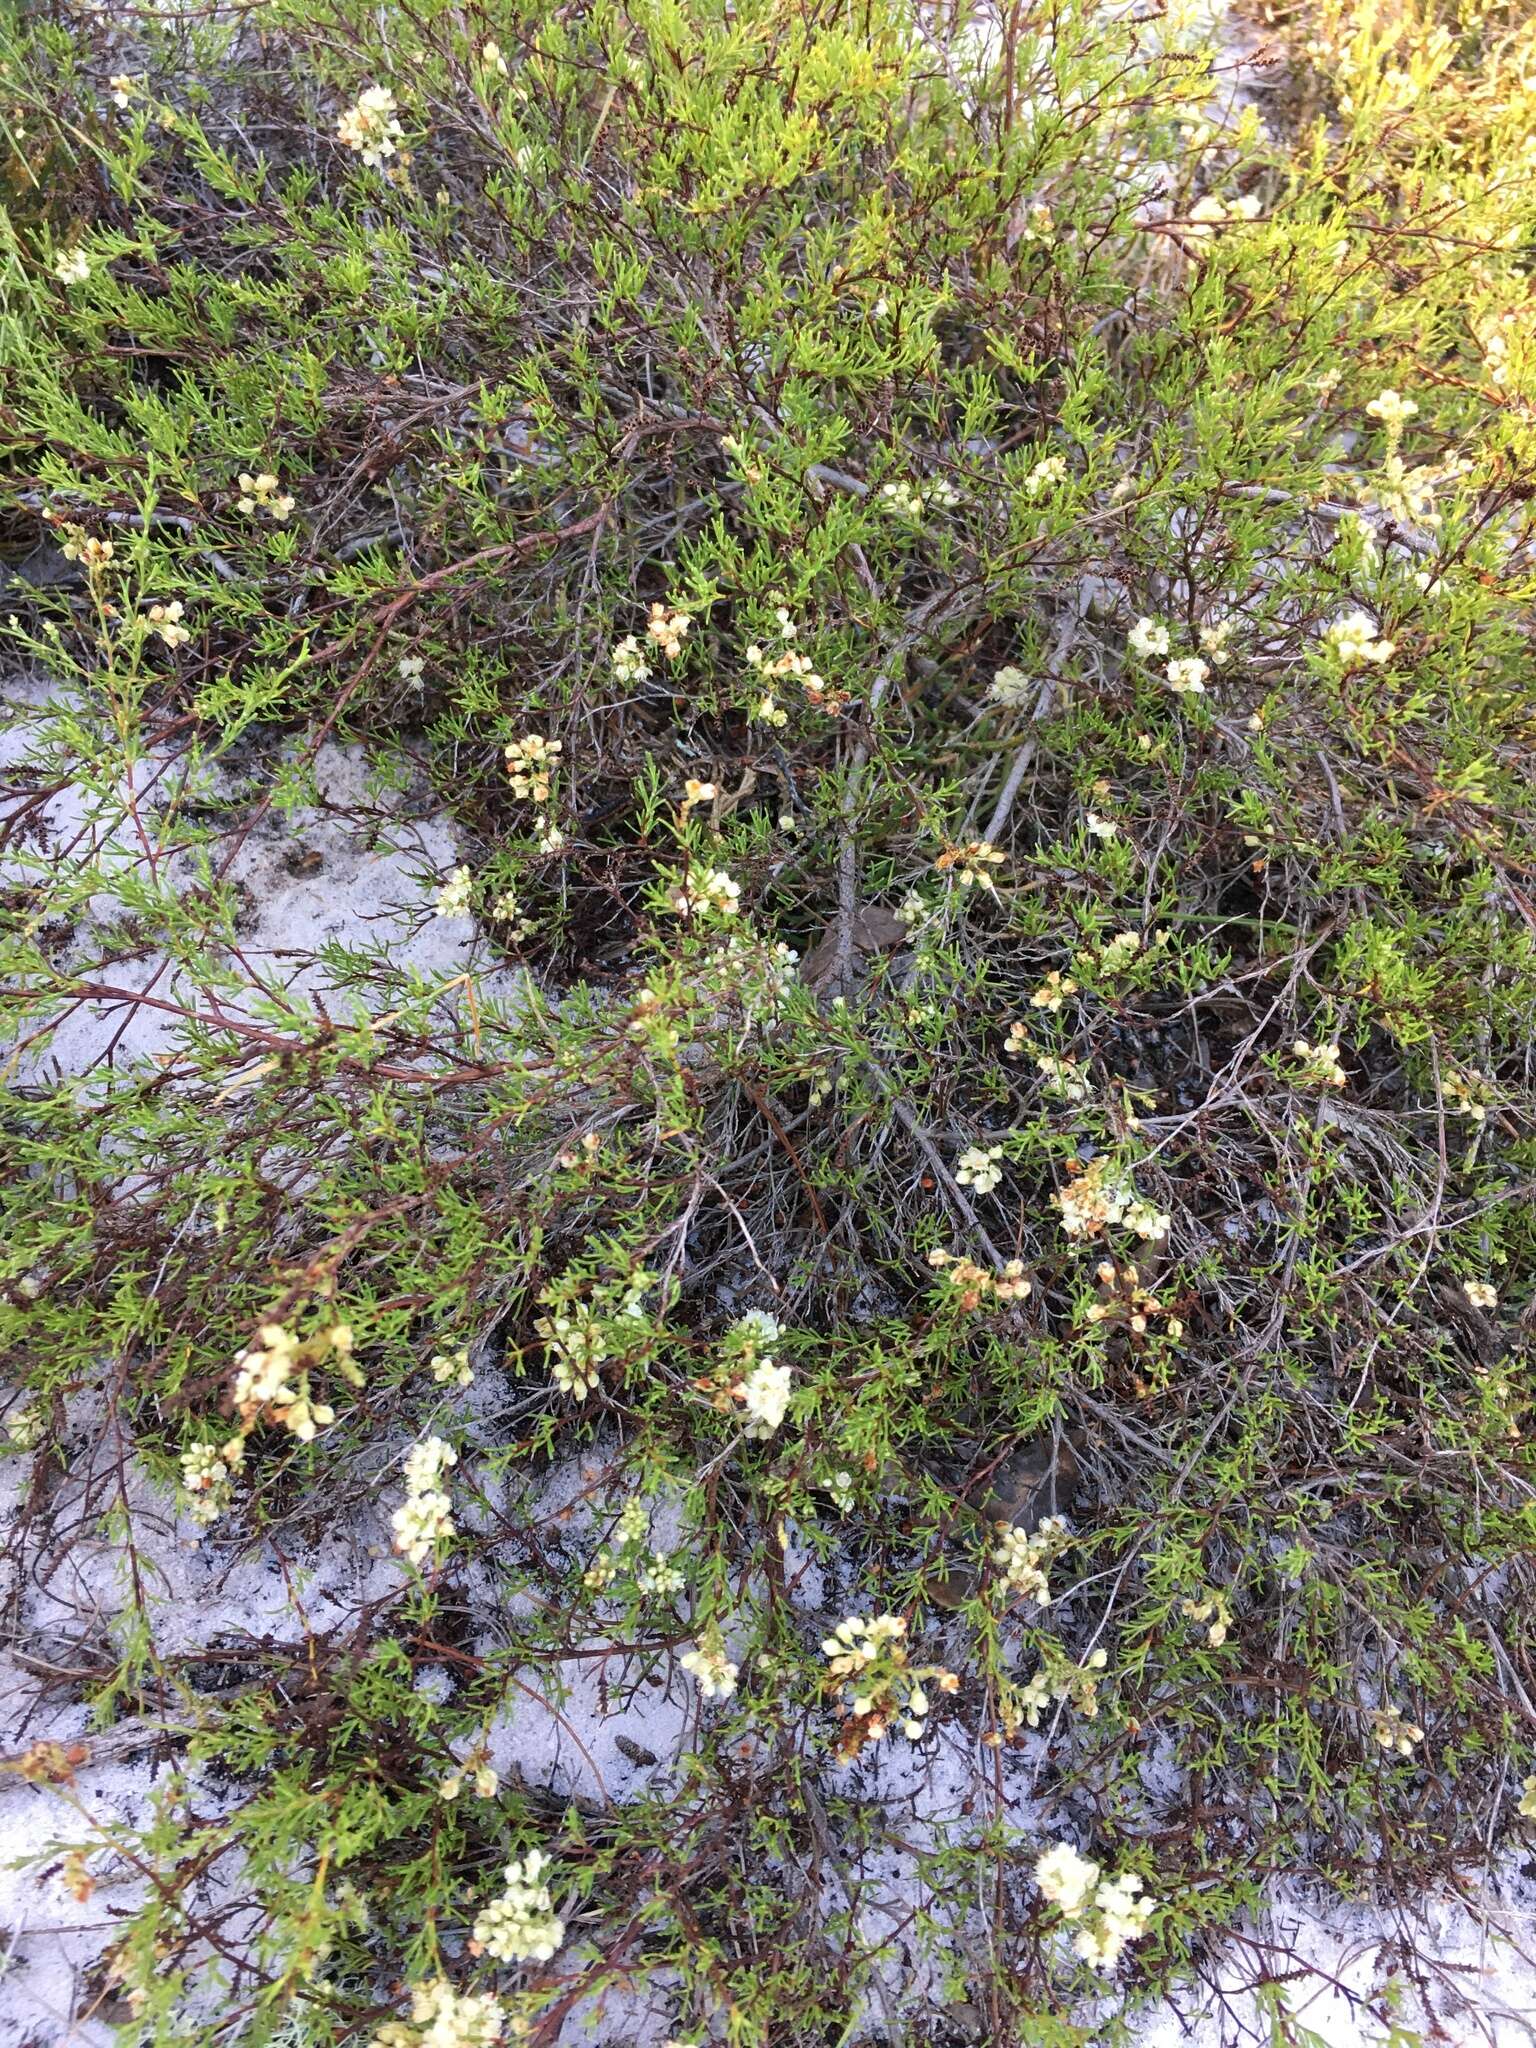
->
[
  {"left": 1053, "top": 1160, "right": 1169, "bottom": 1243},
  {"left": 391, "top": 1437, "right": 457, "bottom": 1567},
  {"left": 374, "top": 1975, "right": 505, "bottom": 2048},
  {"left": 236, "top": 471, "right": 295, "bottom": 520},
  {"left": 1022, "top": 453, "right": 1068, "bottom": 498},
  {"left": 535, "top": 1268, "right": 653, "bottom": 1399},
  {"left": 471, "top": 1849, "right": 564, "bottom": 1964},
  {"left": 1291, "top": 1037, "right": 1347, "bottom": 1088},
  {"left": 611, "top": 633, "right": 650, "bottom": 683},
  {"left": 1464, "top": 1280, "right": 1498, "bottom": 1310},
  {"left": 667, "top": 866, "right": 741, "bottom": 918},
  {"left": 1013, "top": 1645, "right": 1108, "bottom": 1729},
  {"left": 1365, "top": 387, "right": 1418, "bottom": 436},
  {"left": 337, "top": 85, "right": 404, "bottom": 167},
  {"left": 1127, "top": 617, "right": 1210, "bottom": 695},
  {"left": 745, "top": 608, "right": 842, "bottom": 715},
  {"left": 435, "top": 866, "right": 474, "bottom": 918},
  {"left": 992, "top": 1515, "right": 1071, "bottom": 1606},
  {"left": 1034, "top": 1841, "right": 1157, "bottom": 1971},
  {"left": 820, "top": 1613, "right": 955, "bottom": 1751},
  {"left": 1036, "top": 1054, "right": 1088, "bottom": 1102},
  {"left": 881, "top": 475, "right": 958, "bottom": 519},
  {"left": 680, "top": 1629, "right": 739, "bottom": 1700},
  {"left": 1324, "top": 610, "right": 1395, "bottom": 669},
  {"left": 956, "top": 1143, "right": 1006, "bottom": 1195},
  {"left": 719, "top": 1310, "right": 792, "bottom": 1438},
  {"left": 232, "top": 1321, "right": 345, "bottom": 1443},
  {"left": 989, "top": 664, "right": 1033, "bottom": 707},
  {"left": 179, "top": 1443, "right": 235, "bottom": 1528},
  {"left": 54, "top": 248, "right": 92, "bottom": 285}
]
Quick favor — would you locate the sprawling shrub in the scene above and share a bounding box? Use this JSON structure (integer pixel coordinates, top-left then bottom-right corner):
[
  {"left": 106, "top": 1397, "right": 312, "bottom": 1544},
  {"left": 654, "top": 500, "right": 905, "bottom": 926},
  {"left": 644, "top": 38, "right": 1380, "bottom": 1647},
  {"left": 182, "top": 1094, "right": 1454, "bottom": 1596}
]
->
[{"left": 2, "top": 0, "right": 1535, "bottom": 2041}]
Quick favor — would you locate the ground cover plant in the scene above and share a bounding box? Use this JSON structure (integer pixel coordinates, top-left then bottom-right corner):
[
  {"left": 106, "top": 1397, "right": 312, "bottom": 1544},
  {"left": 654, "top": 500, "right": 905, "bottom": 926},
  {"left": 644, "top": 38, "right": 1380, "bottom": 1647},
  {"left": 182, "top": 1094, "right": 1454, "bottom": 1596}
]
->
[{"left": 3, "top": 0, "right": 1536, "bottom": 2041}]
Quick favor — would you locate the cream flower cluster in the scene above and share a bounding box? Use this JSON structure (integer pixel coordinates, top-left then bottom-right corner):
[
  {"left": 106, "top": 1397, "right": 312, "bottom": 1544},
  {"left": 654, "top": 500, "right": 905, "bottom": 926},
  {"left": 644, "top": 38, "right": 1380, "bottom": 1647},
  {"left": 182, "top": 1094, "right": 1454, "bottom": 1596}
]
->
[
  {"left": 1036, "top": 1053, "right": 1088, "bottom": 1102},
  {"left": 59, "top": 526, "right": 114, "bottom": 569},
  {"left": 745, "top": 609, "right": 841, "bottom": 714},
  {"left": 881, "top": 475, "right": 958, "bottom": 519},
  {"left": 1444, "top": 1066, "right": 1490, "bottom": 1123},
  {"left": 992, "top": 1514, "right": 1071, "bottom": 1606},
  {"left": 1181, "top": 1589, "right": 1233, "bottom": 1646},
  {"left": 503, "top": 733, "right": 561, "bottom": 803},
  {"left": 471, "top": 1849, "right": 564, "bottom": 1963},
  {"left": 1022, "top": 453, "right": 1068, "bottom": 498},
  {"left": 236, "top": 471, "right": 295, "bottom": 520},
  {"left": 680, "top": 1628, "right": 739, "bottom": 1700},
  {"left": 435, "top": 866, "right": 474, "bottom": 918},
  {"left": 437, "top": 1760, "right": 499, "bottom": 1801},
  {"left": 1028, "top": 970, "right": 1077, "bottom": 1014},
  {"left": 374, "top": 1976, "right": 505, "bottom": 2048},
  {"left": 989, "top": 664, "right": 1033, "bottom": 707},
  {"left": 430, "top": 1347, "right": 474, "bottom": 1388},
  {"left": 1369, "top": 1701, "right": 1425, "bottom": 1757},
  {"left": 956, "top": 1143, "right": 1006, "bottom": 1195},
  {"left": 179, "top": 1443, "right": 234, "bottom": 1528},
  {"left": 1184, "top": 191, "right": 1262, "bottom": 239},
  {"left": 646, "top": 601, "right": 693, "bottom": 660},
  {"left": 1365, "top": 387, "right": 1418, "bottom": 437},
  {"left": 935, "top": 840, "right": 1004, "bottom": 890},
  {"left": 1053, "top": 1159, "right": 1169, "bottom": 1243},
  {"left": 337, "top": 85, "right": 403, "bottom": 167},
  {"left": 54, "top": 249, "right": 92, "bottom": 285},
  {"left": 391, "top": 1437, "right": 457, "bottom": 1566},
  {"left": 1520, "top": 1775, "right": 1536, "bottom": 1820},
  {"left": 667, "top": 866, "right": 741, "bottom": 917},
  {"left": 1464, "top": 1280, "right": 1498, "bottom": 1310},
  {"left": 1324, "top": 610, "right": 1395, "bottom": 669},
  {"left": 1127, "top": 617, "right": 1210, "bottom": 695},
  {"left": 231, "top": 1321, "right": 346, "bottom": 1443},
  {"left": 535, "top": 1268, "right": 653, "bottom": 1399},
  {"left": 926, "top": 1247, "right": 1032, "bottom": 1306},
  {"left": 1291, "top": 1037, "right": 1347, "bottom": 1088},
  {"left": 1086, "top": 1259, "right": 1183, "bottom": 1343},
  {"left": 1034, "top": 1842, "right": 1156, "bottom": 1971},
  {"left": 1012, "top": 1645, "right": 1108, "bottom": 1730},
  {"left": 142, "top": 600, "right": 190, "bottom": 650},
  {"left": 820, "top": 1613, "right": 957, "bottom": 1755}
]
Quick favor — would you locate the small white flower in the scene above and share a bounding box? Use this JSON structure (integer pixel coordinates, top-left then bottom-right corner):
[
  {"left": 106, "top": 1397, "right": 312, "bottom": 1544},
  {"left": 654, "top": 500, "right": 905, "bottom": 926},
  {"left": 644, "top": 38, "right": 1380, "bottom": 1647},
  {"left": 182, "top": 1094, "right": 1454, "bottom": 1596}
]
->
[
  {"left": 53, "top": 249, "right": 92, "bottom": 285},
  {"left": 1164, "top": 655, "right": 1209, "bottom": 695},
  {"left": 1127, "top": 617, "right": 1170, "bottom": 659}
]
